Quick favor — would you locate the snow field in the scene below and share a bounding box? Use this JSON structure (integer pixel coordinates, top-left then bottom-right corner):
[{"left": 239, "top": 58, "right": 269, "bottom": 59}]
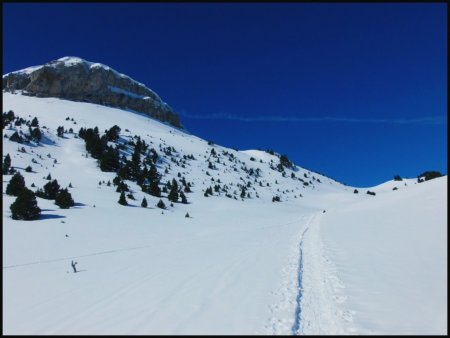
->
[{"left": 3, "top": 92, "right": 447, "bottom": 334}]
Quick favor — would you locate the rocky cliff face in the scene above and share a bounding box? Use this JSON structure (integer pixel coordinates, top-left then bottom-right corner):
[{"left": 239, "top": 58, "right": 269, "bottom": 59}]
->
[{"left": 2, "top": 57, "right": 181, "bottom": 128}]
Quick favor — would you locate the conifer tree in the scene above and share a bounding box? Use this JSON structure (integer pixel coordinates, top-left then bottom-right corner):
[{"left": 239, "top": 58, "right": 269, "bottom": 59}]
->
[
  {"left": 141, "top": 197, "right": 148, "bottom": 208},
  {"left": 180, "top": 191, "right": 188, "bottom": 204},
  {"left": 9, "top": 131, "right": 23, "bottom": 143},
  {"left": 157, "top": 199, "right": 166, "bottom": 209},
  {"left": 149, "top": 164, "right": 159, "bottom": 181},
  {"left": 55, "top": 188, "right": 75, "bottom": 209},
  {"left": 31, "top": 117, "right": 39, "bottom": 127},
  {"left": 42, "top": 179, "right": 60, "bottom": 199},
  {"left": 30, "top": 127, "right": 42, "bottom": 142},
  {"left": 105, "top": 125, "right": 121, "bottom": 141},
  {"left": 10, "top": 187, "right": 41, "bottom": 220},
  {"left": 6, "top": 172, "right": 26, "bottom": 196},
  {"left": 57, "top": 126, "right": 64, "bottom": 137},
  {"left": 118, "top": 191, "right": 128, "bottom": 205},
  {"left": 240, "top": 187, "right": 246, "bottom": 199},
  {"left": 116, "top": 181, "right": 129, "bottom": 193},
  {"left": 100, "top": 146, "right": 120, "bottom": 172},
  {"left": 150, "top": 180, "right": 161, "bottom": 197},
  {"left": 3, "top": 153, "right": 11, "bottom": 174},
  {"left": 168, "top": 179, "right": 179, "bottom": 202}
]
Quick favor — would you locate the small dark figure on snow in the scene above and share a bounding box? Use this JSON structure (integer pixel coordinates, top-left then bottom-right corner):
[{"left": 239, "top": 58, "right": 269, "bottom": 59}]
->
[
  {"left": 323, "top": 210, "right": 326, "bottom": 213},
  {"left": 71, "top": 260, "right": 78, "bottom": 273}
]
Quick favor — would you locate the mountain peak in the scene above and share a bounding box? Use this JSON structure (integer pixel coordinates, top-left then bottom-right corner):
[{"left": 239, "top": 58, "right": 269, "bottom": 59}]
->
[{"left": 2, "top": 57, "right": 181, "bottom": 128}]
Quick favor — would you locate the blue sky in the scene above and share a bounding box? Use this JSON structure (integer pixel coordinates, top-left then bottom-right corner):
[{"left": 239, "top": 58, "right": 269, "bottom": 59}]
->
[{"left": 3, "top": 3, "right": 447, "bottom": 187}]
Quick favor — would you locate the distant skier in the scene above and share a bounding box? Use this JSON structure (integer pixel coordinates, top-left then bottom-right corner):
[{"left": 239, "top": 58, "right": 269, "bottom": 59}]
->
[{"left": 71, "top": 260, "right": 78, "bottom": 273}]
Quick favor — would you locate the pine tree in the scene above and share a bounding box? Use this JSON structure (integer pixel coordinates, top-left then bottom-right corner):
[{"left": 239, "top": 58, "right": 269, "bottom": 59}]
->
[
  {"left": 204, "top": 186, "right": 213, "bottom": 197},
  {"left": 116, "top": 181, "right": 129, "bottom": 193},
  {"left": 279, "top": 154, "right": 292, "bottom": 169},
  {"left": 118, "top": 191, "right": 128, "bottom": 205},
  {"left": 105, "top": 125, "right": 121, "bottom": 142},
  {"left": 149, "top": 164, "right": 159, "bottom": 181},
  {"left": 240, "top": 187, "right": 246, "bottom": 199},
  {"left": 55, "top": 188, "right": 75, "bottom": 209},
  {"left": 100, "top": 146, "right": 120, "bottom": 172},
  {"left": 6, "top": 172, "right": 26, "bottom": 196},
  {"left": 31, "top": 117, "right": 39, "bottom": 127},
  {"left": 3, "top": 110, "right": 15, "bottom": 127},
  {"left": 141, "top": 197, "right": 148, "bottom": 208},
  {"left": 132, "top": 144, "right": 141, "bottom": 166},
  {"left": 3, "top": 153, "right": 11, "bottom": 174},
  {"left": 168, "top": 179, "right": 179, "bottom": 202},
  {"left": 149, "top": 180, "right": 161, "bottom": 197},
  {"left": 10, "top": 187, "right": 41, "bottom": 220},
  {"left": 57, "top": 126, "right": 64, "bottom": 137},
  {"left": 180, "top": 191, "right": 188, "bottom": 204},
  {"left": 157, "top": 199, "right": 166, "bottom": 209},
  {"left": 185, "top": 212, "right": 190, "bottom": 218},
  {"left": 9, "top": 131, "right": 23, "bottom": 143},
  {"left": 42, "top": 179, "right": 60, "bottom": 199},
  {"left": 30, "top": 127, "right": 42, "bottom": 142}
]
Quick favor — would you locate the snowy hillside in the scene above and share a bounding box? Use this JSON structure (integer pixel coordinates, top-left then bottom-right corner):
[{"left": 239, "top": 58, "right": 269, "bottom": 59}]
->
[{"left": 2, "top": 92, "right": 447, "bottom": 334}]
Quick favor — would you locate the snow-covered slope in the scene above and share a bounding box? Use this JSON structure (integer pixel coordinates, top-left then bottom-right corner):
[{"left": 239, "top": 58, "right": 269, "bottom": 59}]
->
[{"left": 2, "top": 92, "right": 447, "bottom": 334}]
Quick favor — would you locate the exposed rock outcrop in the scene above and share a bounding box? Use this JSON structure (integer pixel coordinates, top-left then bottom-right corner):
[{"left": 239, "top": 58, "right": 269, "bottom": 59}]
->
[{"left": 2, "top": 57, "right": 181, "bottom": 128}]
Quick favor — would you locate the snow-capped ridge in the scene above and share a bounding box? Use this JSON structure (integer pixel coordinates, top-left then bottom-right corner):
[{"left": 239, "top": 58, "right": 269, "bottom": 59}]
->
[{"left": 3, "top": 57, "right": 181, "bottom": 128}]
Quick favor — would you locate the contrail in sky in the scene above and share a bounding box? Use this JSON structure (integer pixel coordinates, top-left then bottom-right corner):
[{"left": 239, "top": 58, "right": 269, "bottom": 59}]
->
[{"left": 178, "top": 112, "right": 446, "bottom": 125}]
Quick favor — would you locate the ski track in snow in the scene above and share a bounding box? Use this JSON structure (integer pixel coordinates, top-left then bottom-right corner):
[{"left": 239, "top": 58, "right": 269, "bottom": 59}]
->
[
  {"left": 291, "top": 225, "right": 309, "bottom": 335},
  {"left": 265, "top": 211, "right": 357, "bottom": 335},
  {"left": 264, "top": 213, "right": 313, "bottom": 335},
  {"left": 298, "top": 211, "right": 357, "bottom": 335}
]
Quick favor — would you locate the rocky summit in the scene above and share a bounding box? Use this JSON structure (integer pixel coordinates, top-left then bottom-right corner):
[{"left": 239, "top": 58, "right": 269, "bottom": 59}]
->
[{"left": 2, "top": 57, "right": 181, "bottom": 128}]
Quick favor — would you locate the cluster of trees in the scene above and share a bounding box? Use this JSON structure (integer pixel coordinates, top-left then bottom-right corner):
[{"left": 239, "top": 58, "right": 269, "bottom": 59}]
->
[
  {"left": 35, "top": 178, "right": 75, "bottom": 209},
  {"left": 79, "top": 125, "right": 192, "bottom": 208},
  {"left": 6, "top": 172, "right": 41, "bottom": 220},
  {"left": 3, "top": 112, "right": 43, "bottom": 143},
  {"left": 2, "top": 110, "right": 15, "bottom": 128},
  {"left": 417, "top": 171, "right": 443, "bottom": 183}
]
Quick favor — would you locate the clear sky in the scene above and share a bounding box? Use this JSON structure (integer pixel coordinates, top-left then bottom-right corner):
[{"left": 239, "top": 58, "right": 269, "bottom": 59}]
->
[{"left": 3, "top": 3, "right": 447, "bottom": 187}]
